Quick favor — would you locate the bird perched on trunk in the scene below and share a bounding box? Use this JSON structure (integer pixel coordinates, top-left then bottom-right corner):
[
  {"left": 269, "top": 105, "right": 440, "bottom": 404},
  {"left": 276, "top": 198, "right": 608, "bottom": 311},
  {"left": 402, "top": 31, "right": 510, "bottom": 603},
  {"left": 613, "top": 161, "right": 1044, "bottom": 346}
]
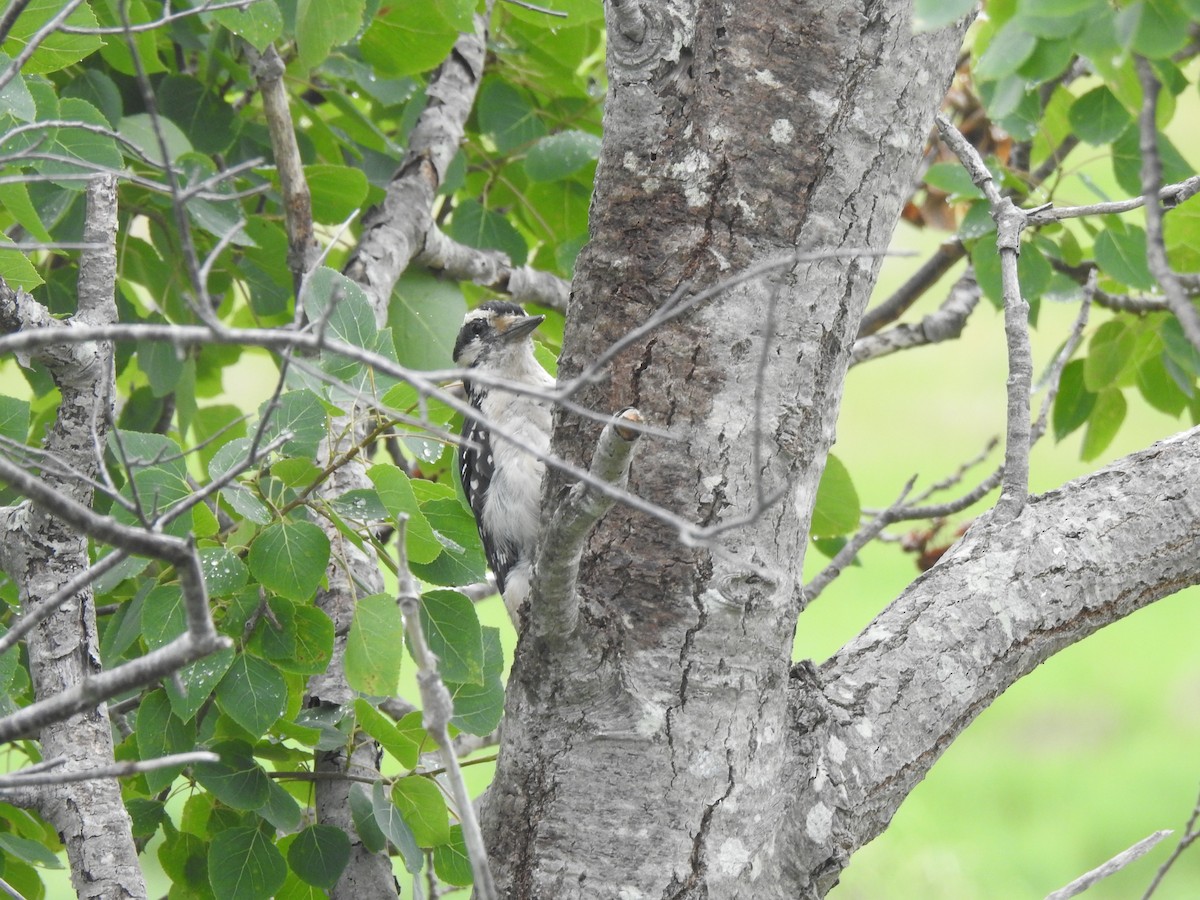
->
[{"left": 453, "top": 301, "right": 554, "bottom": 618}]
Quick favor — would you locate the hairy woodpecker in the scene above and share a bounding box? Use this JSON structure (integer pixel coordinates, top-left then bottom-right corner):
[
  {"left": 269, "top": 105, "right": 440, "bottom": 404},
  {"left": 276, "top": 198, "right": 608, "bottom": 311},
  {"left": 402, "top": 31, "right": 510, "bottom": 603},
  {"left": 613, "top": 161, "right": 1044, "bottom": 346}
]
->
[{"left": 453, "top": 300, "right": 554, "bottom": 616}]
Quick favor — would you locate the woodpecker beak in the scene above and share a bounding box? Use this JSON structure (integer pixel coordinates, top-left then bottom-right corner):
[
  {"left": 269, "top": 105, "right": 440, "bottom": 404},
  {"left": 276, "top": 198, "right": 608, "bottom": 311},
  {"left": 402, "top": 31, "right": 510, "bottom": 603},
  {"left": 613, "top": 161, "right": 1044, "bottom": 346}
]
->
[{"left": 496, "top": 313, "right": 544, "bottom": 343}]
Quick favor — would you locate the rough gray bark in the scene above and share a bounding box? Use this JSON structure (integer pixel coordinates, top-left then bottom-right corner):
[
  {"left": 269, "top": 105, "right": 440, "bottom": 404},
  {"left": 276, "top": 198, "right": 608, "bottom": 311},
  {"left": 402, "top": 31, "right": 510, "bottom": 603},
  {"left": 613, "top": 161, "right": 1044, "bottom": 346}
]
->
[
  {"left": 483, "top": 2, "right": 973, "bottom": 897},
  {"left": 0, "top": 177, "right": 144, "bottom": 898}
]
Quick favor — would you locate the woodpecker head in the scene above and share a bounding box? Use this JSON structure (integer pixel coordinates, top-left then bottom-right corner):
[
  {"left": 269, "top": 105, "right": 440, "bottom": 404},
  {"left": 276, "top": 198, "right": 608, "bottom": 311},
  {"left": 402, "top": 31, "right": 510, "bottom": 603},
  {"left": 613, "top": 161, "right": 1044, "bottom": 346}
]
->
[{"left": 453, "top": 301, "right": 545, "bottom": 371}]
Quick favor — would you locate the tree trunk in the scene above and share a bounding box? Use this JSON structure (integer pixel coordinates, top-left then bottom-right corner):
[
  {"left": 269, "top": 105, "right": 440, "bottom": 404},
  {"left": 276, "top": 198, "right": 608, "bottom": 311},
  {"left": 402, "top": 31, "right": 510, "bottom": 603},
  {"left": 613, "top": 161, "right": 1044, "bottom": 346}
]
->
[{"left": 483, "top": 3, "right": 969, "bottom": 896}]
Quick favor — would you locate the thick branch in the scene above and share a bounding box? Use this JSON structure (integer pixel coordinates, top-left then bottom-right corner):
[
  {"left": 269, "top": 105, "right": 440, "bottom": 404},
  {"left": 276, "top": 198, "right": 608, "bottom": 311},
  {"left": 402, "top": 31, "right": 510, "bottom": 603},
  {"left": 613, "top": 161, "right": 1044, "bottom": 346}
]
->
[
  {"left": 344, "top": 7, "right": 491, "bottom": 316},
  {"left": 536, "top": 408, "right": 643, "bottom": 638},
  {"left": 813, "top": 426, "right": 1200, "bottom": 863}
]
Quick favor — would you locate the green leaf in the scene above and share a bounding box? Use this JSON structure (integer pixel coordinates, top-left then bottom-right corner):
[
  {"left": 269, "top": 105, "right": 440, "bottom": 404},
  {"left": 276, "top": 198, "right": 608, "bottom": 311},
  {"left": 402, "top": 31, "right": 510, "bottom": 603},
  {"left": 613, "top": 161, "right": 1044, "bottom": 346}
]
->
[
  {"left": 216, "top": 654, "right": 288, "bottom": 738},
  {"left": 199, "top": 547, "right": 250, "bottom": 597},
  {"left": 305, "top": 164, "right": 369, "bottom": 224},
  {"left": 259, "top": 389, "right": 329, "bottom": 457},
  {"left": 417, "top": 590, "right": 484, "bottom": 685},
  {"left": 923, "top": 162, "right": 983, "bottom": 198},
  {"left": 295, "top": 0, "right": 367, "bottom": 70},
  {"left": 166, "top": 645, "right": 236, "bottom": 721},
  {"left": 448, "top": 625, "right": 505, "bottom": 735},
  {"left": 0, "top": 53, "right": 36, "bottom": 122},
  {"left": 913, "top": 0, "right": 976, "bottom": 30},
  {"left": 371, "top": 782, "right": 423, "bottom": 872},
  {"left": 259, "top": 779, "right": 303, "bottom": 833},
  {"left": 1094, "top": 226, "right": 1154, "bottom": 291},
  {"left": 367, "top": 464, "right": 442, "bottom": 563},
  {"left": 118, "top": 112, "right": 193, "bottom": 167},
  {"left": 1115, "top": 0, "right": 1191, "bottom": 58},
  {"left": 1, "top": 0, "right": 103, "bottom": 74},
  {"left": 354, "top": 698, "right": 422, "bottom": 769},
  {"left": 447, "top": 199, "right": 528, "bottom": 265},
  {"left": 389, "top": 269, "right": 465, "bottom": 370},
  {"left": 157, "top": 75, "right": 240, "bottom": 155},
  {"left": 137, "top": 690, "right": 196, "bottom": 792},
  {"left": 360, "top": 0, "right": 460, "bottom": 76},
  {"left": 1081, "top": 388, "right": 1127, "bottom": 460},
  {"left": 433, "top": 825, "right": 473, "bottom": 886},
  {"left": 0, "top": 182, "right": 51, "bottom": 242},
  {"left": 141, "top": 584, "right": 186, "bottom": 649},
  {"left": 810, "top": 454, "right": 860, "bottom": 538},
  {"left": 448, "top": 670, "right": 505, "bottom": 736},
  {"left": 476, "top": 78, "right": 547, "bottom": 152},
  {"left": 1053, "top": 359, "right": 1097, "bottom": 440},
  {"left": 214, "top": 0, "right": 284, "bottom": 50},
  {"left": 266, "top": 604, "right": 334, "bottom": 675},
  {"left": 194, "top": 741, "right": 271, "bottom": 810},
  {"left": 247, "top": 520, "right": 331, "bottom": 602},
  {"left": 159, "top": 826, "right": 211, "bottom": 899},
  {"left": 349, "top": 783, "right": 387, "bottom": 855},
  {"left": 975, "top": 21, "right": 1038, "bottom": 79},
  {"left": 1067, "top": 86, "right": 1132, "bottom": 145},
  {"left": 0, "top": 243, "right": 43, "bottom": 291},
  {"left": 207, "top": 826, "right": 287, "bottom": 900},
  {"left": 345, "top": 593, "right": 404, "bottom": 696},
  {"left": 287, "top": 825, "right": 351, "bottom": 890},
  {"left": 1111, "top": 126, "right": 1193, "bottom": 197},
  {"left": 409, "top": 497, "right": 488, "bottom": 586},
  {"left": 391, "top": 776, "right": 451, "bottom": 847},
  {"left": 1137, "top": 351, "right": 1188, "bottom": 415},
  {"left": 525, "top": 130, "right": 602, "bottom": 182},
  {"left": 0, "top": 395, "right": 30, "bottom": 444},
  {"left": 1084, "top": 320, "right": 1137, "bottom": 391},
  {"left": 38, "top": 98, "right": 123, "bottom": 190},
  {"left": 0, "top": 832, "right": 63, "bottom": 869}
]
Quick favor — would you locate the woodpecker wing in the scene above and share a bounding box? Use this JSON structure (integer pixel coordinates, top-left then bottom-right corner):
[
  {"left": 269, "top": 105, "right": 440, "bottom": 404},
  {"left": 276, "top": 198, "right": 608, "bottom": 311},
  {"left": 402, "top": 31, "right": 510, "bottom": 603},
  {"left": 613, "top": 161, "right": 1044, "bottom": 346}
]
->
[{"left": 458, "top": 414, "right": 516, "bottom": 591}]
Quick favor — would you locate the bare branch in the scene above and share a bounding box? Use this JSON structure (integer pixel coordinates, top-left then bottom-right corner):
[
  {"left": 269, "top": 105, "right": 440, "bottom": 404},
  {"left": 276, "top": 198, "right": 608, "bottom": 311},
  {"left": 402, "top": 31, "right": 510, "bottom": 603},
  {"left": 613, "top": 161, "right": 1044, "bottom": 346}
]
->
[
  {"left": 935, "top": 114, "right": 1033, "bottom": 523},
  {"left": 858, "top": 240, "right": 964, "bottom": 337},
  {"left": 851, "top": 269, "right": 981, "bottom": 365},
  {"left": 0, "top": 752, "right": 219, "bottom": 791},
  {"left": 1135, "top": 57, "right": 1200, "bottom": 353},
  {"left": 395, "top": 521, "right": 498, "bottom": 900},
  {"left": 248, "top": 42, "right": 319, "bottom": 296},
  {"left": 418, "top": 226, "right": 570, "bottom": 313},
  {"left": 1045, "top": 830, "right": 1172, "bottom": 900},
  {"left": 344, "top": 4, "right": 492, "bottom": 314}
]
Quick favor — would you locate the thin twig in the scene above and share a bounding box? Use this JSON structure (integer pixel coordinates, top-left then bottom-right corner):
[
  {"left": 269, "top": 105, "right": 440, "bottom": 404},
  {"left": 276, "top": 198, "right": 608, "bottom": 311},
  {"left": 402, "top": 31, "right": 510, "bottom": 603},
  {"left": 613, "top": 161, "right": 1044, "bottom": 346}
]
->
[
  {"left": 394, "top": 519, "right": 498, "bottom": 900},
  {"left": 1142, "top": 787, "right": 1200, "bottom": 899},
  {"left": 0, "top": 752, "right": 219, "bottom": 791},
  {"left": 1044, "top": 830, "right": 1172, "bottom": 900}
]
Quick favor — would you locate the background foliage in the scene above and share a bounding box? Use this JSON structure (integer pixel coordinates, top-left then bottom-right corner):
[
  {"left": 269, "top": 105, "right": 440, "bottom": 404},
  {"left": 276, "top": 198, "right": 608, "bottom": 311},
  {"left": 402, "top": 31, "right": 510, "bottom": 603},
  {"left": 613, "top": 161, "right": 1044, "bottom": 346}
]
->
[{"left": 0, "top": 0, "right": 1197, "bottom": 897}]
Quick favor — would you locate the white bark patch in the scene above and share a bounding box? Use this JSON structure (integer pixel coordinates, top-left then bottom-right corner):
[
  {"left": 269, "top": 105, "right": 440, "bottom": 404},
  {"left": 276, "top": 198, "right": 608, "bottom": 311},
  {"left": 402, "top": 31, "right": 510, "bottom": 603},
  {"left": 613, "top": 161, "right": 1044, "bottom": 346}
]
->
[
  {"left": 854, "top": 718, "right": 874, "bottom": 739},
  {"left": 807, "top": 88, "right": 838, "bottom": 118},
  {"left": 717, "top": 837, "right": 751, "bottom": 875},
  {"left": 669, "top": 148, "right": 713, "bottom": 207},
  {"left": 827, "top": 734, "right": 846, "bottom": 764},
  {"left": 805, "top": 802, "right": 833, "bottom": 843},
  {"left": 769, "top": 119, "right": 794, "bottom": 144},
  {"left": 754, "top": 69, "right": 781, "bottom": 88}
]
